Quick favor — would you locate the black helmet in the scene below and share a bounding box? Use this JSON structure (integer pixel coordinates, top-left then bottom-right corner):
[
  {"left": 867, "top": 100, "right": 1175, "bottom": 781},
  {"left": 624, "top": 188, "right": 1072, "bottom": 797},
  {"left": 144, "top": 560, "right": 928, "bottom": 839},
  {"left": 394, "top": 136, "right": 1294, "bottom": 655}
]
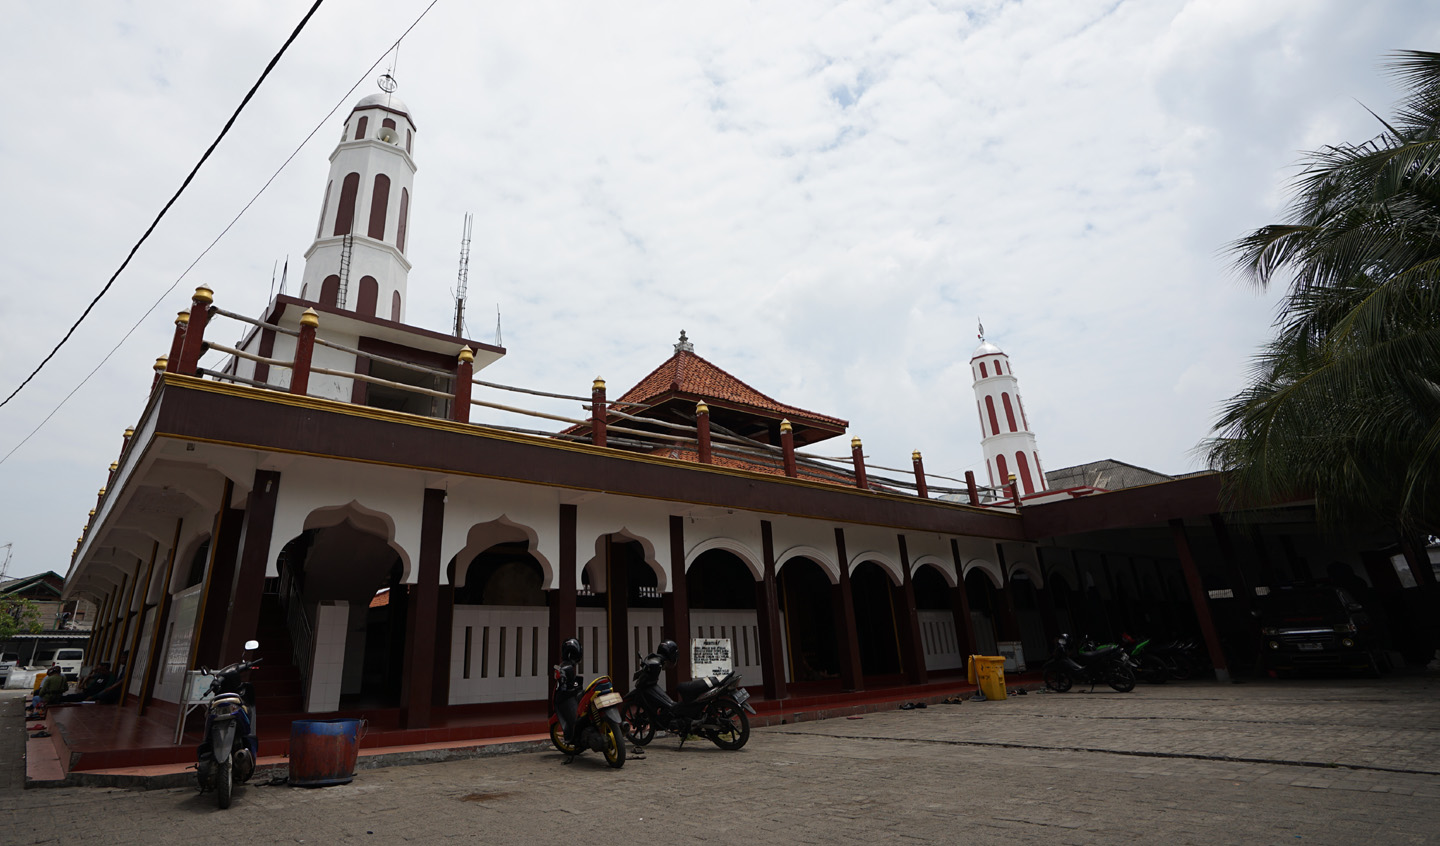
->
[
  {"left": 656, "top": 640, "right": 679, "bottom": 664},
  {"left": 562, "top": 638, "right": 583, "bottom": 663}
]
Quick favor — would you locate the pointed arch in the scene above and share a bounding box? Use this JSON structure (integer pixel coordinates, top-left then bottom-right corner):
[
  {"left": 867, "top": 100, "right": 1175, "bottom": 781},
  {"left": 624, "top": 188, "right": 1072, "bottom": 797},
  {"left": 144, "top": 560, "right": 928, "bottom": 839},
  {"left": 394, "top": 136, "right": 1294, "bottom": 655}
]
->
[
  {"left": 1002, "top": 392, "right": 1017, "bottom": 432},
  {"left": 368, "top": 174, "right": 390, "bottom": 240},
  {"left": 848, "top": 550, "right": 902, "bottom": 585},
  {"left": 333, "top": 172, "right": 359, "bottom": 236},
  {"left": 686, "top": 537, "right": 762, "bottom": 579},
  {"left": 581, "top": 528, "right": 665, "bottom": 594},
  {"left": 449, "top": 516, "right": 555, "bottom": 590},
  {"left": 397, "top": 188, "right": 409, "bottom": 253},
  {"left": 774, "top": 545, "right": 839, "bottom": 584},
  {"left": 357, "top": 276, "right": 378, "bottom": 317}
]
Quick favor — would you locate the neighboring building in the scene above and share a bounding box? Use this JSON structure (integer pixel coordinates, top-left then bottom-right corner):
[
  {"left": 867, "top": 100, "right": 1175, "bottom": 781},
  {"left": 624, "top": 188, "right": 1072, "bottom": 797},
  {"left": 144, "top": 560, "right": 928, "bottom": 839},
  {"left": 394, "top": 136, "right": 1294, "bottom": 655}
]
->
[
  {"left": 1, "top": 571, "right": 94, "bottom": 670},
  {"left": 1044, "top": 459, "right": 1172, "bottom": 492}
]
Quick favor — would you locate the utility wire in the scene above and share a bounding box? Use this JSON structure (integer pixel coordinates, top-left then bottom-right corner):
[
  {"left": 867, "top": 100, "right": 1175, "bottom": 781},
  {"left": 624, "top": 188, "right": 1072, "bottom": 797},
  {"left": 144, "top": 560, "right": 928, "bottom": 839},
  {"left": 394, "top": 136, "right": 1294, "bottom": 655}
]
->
[
  {"left": 0, "top": 0, "right": 326, "bottom": 411},
  {"left": 0, "top": 0, "right": 443, "bottom": 467}
]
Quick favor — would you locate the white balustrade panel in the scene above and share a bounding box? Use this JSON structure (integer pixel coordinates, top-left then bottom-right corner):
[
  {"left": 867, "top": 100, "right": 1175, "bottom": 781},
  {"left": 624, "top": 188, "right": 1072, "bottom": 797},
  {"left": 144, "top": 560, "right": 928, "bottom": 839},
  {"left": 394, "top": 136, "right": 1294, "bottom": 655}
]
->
[{"left": 919, "top": 609, "right": 963, "bottom": 671}]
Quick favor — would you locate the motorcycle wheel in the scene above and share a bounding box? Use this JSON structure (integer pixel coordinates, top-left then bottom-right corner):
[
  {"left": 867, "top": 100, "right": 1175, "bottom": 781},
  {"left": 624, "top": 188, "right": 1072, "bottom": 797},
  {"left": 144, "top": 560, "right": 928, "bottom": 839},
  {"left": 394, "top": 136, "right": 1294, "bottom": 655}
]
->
[
  {"left": 1167, "top": 655, "right": 1193, "bottom": 681},
  {"left": 599, "top": 717, "right": 626, "bottom": 769},
  {"left": 1043, "top": 663, "right": 1073, "bottom": 693},
  {"left": 621, "top": 702, "right": 654, "bottom": 746},
  {"left": 1107, "top": 664, "right": 1137, "bottom": 693},
  {"left": 1139, "top": 654, "right": 1169, "bottom": 684},
  {"left": 216, "top": 759, "right": 233, "bottom": 810},
  {"left": 549, "top": 721, "right": 578, "bottom": 756},
  {"left": 705, "top": 698, "right": 750, "bottom": 751}
]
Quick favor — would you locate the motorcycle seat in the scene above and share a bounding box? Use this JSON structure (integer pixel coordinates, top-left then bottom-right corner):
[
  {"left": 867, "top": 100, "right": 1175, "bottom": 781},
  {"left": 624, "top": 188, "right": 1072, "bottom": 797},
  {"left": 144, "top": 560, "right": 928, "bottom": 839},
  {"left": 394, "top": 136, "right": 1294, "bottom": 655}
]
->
[
  {"left": 677, "top": 677, "right": 718, "bottom": 703},
  {"left": 1079, "top": 645, "right": 1121, "bottom": 659}
]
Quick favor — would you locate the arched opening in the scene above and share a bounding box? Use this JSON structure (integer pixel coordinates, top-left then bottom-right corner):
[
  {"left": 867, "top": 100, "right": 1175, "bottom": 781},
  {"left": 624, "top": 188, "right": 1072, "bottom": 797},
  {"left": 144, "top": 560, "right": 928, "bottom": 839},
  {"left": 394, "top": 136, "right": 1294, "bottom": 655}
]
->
[
  {"left": 397, "top": 189, "right": 409, "bottom": 253},
  {"left": 1015, "top": 451, "right": 1034, "bottom": 495},
  {"left": 912, "top": 565, "right": 963, "bottom": 672},
  {"left": 985, "top": 395, "right": 1000, "bottom": 436},
  {"left": 1002, "top": 392, "right": 1017, "bottom": 432},
  {"left": 368, "top": 174, "right": 390, "bottom": 240},
  {"left": 778, "top": 557, "right": 838, "bottom": 682},
  {"left": 851, "top": 561, "right": 901, "bottom": 677},
  {"left": 357, "top": 276, "right": 378, "bottom": 317},
  {"left": 965, "top": 568, "right": 1000, "bottom": 654},
  {"left": 979, "top": 361, "right": 988, "bottom": 378},
  {"left": 996, "top": 454, "right": 1010, "bottom": 488},
  {"left": 391, "top": 291, "right": 402, "bottom": 322},
  {"left": 320, "top": 275, "right": 340, "bottom": 308},
  {"left": 333, "top": 172, "right": 360, "bottom": 236},
  {"left": 382, "top": 117, "right": 396, "bottom": 131},
  {"left": 448, "top": 541, "right": 549, "bottom": 704},
  {"left": 354, "top": 116, "right": 368, "bottom": 141},
  {"left": 687, "top": 549, "right": 764, "bottom": 678}
]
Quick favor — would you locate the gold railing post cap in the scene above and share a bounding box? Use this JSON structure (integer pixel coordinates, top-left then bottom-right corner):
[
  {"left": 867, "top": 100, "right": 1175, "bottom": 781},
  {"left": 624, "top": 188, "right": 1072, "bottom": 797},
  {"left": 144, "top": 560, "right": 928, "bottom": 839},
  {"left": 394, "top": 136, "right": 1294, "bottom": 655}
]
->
[
  {"left": 123, "top": 428, "right": 135, "bottom": 438},
  {"left": 696, "top": 400, "right": 709, "bottom": 414},
  {"left": 593, "top": 378, "right": 606, "bottom": 391},
  {"left": 192, "top": 286, "right": 214, "bottom": 304},
  {"left": 88, "top": 509, "right": 96, "bottom": 517},
  {"left": 780, "top": 419, "right": 793, "bottom": 433},
  {"left": 300, "top": 307, "right": 320, "bottom": 328},
  {"left": 175, "top": 311, "right": 190, "bottom": 325},
  {"left": 109, "top": 462, "right": 119, "bottom": 471},
  {"left": 154, "top": 357, "right": 168, "bottom": 372},
  {"left": 912, "top": 450, "right": 922, "bottom": 461},
  {"left": 1007, "top": 474, "right": 1016, "bottom": 483},
  {"left": 98, "top": 488, "right": 106, "bottom": 496},
  {"left": 851, "top": 436, "right": 862, "bottom": 448},
  {"left": 458, "top": 346, "right": 475, "bottom": 364}
]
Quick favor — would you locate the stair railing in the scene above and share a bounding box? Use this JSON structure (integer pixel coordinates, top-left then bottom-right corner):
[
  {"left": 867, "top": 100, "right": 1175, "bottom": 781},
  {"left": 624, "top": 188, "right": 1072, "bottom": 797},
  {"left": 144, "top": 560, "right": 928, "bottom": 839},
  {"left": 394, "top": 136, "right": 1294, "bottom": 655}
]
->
[{"left": 281, "top": 572, "right": 315, "bottom": 691}]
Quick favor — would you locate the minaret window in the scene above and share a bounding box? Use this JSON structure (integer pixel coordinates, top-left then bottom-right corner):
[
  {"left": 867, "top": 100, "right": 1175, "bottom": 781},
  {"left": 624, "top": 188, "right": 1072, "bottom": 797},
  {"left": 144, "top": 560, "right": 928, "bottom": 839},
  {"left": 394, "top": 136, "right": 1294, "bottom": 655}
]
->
[
  {"left": 996, "top": 454, "right": 1010, "bottom": 489},
  {"left": 995, "top": 359, "right": 1004, "bottom": 374},
  {"left": 369, "top": 174, "right": 390, "bottom": 240},
  {"left": 382, "top": 118, "right": 396, "bottom": 131},
  {"left": 406, "top": 129, "right": 412, "bottom": 154},
  {"left": 320, "top": 275, "right": 340, "bottom": 308},
  {"left": 397, "top": 189, "right": 409, "bottom": 253},
  {"left": 979, "top": 362, "right": 988, "bottom": 378},
  {"left": 355, "top": 116, "right": 368, "bottom": 141},
  {"left": 358, "top": 276, "right": 379, "bottom": 316},
  {"left": 1002, "top": 393, "right": 1018, "bottom": 432},
  {"left": 1018, "top": 397, "right": 1029, "bottom": 431},
  {"left": 391, "top": 291, "right": 402, "bottom": 322},
  {"left": 316, "top": 180, "right": 332, "bottom": 240},
  {"left": 985, "top": 396, "right": 1000, "bottom": 437},
  {"left": 1015, "top": 452, "right": 1034, "bottom": 495},
  {"left": 333, "top": 173, "right": 360, "bottom": 236}
]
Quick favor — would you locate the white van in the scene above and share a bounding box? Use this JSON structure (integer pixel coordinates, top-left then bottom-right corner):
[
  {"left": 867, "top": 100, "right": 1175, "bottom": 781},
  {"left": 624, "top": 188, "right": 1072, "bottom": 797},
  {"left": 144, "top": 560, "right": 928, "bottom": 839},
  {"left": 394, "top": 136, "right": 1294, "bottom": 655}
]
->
[{"left": 54, "top": 648, "right": 85, "bottom": 681}]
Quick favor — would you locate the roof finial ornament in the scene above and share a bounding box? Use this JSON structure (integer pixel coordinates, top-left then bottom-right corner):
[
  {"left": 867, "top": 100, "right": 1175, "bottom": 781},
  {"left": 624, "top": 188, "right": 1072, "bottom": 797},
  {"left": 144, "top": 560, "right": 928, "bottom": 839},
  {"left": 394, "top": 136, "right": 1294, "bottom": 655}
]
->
[
  {"left": 675, "top": 330, "right": 694, "bottom": 354},
  {"left": 977, "top": 319, "right": 985, "bottom": 342}
]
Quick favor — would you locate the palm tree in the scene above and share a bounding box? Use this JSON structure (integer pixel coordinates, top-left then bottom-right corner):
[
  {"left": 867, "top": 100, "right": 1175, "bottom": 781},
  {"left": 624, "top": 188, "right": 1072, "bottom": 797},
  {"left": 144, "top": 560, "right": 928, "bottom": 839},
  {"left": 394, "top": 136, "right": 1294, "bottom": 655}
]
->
[{"left": 1206, "top": 50, "right": 1440, "bottom": 537}]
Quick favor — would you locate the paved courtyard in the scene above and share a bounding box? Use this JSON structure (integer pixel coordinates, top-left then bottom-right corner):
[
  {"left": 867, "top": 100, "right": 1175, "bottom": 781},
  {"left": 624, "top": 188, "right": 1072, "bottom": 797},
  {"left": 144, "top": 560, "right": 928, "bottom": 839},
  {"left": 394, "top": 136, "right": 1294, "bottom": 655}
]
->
[{"left": 3, "top": 677, "right": 1438, "bottom": 845}]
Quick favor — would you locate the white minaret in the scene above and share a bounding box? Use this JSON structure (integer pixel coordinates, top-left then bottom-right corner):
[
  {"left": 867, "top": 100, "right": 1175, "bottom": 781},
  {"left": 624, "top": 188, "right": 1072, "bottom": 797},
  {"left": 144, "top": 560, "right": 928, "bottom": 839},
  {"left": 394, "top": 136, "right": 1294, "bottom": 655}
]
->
[
  {"left": 971, "top": 324, "right": 1046, "bottom": 497},
  {"left": 299, "top": 83, "right": 417, "bottom": 323}
]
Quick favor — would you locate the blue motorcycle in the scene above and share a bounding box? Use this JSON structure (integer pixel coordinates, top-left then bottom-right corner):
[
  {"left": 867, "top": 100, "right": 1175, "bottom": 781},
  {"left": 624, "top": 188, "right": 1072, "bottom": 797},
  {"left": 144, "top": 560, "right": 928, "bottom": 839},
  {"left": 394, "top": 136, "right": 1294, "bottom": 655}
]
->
[{"left": 196, "top": 640, "right": 262, "bottom": 808}]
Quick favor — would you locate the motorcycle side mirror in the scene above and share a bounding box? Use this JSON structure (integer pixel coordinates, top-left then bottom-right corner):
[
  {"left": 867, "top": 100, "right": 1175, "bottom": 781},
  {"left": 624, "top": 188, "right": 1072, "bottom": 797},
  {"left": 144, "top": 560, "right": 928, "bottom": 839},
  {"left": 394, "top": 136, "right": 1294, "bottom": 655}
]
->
[{"left": 243, "top": 640, "right": 260, "bottom": 652}]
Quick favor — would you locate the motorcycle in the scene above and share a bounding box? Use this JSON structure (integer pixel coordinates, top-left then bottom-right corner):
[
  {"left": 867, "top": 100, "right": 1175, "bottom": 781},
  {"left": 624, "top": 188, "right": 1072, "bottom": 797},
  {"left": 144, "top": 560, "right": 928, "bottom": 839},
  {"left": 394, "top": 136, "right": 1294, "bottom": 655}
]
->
[
  {"left": 1117, "top": 633, "right": 1170, "bottom": 684},
  {"left": 195, "top": 639, "right": 262, "bottom": 809},
  {"left": 621, "top": 646, "right": 755, "bottom": 751},
  {"left": 1043, "top": 634, "right": 1136, "bottom": 693},
  {"left": 548, "top": 638, "right": 626, "bottom": 768}
]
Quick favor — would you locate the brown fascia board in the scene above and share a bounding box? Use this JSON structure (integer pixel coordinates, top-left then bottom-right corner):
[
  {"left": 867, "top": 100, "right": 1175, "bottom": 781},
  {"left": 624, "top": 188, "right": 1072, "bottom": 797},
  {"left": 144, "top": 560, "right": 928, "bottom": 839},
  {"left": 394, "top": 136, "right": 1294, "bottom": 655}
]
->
[
  {"left": 153, "top": 375, "right": 1023, "bottom": 541},
  {"left": 1020, "top": 473, "right": 1225, "bottom": 539}
]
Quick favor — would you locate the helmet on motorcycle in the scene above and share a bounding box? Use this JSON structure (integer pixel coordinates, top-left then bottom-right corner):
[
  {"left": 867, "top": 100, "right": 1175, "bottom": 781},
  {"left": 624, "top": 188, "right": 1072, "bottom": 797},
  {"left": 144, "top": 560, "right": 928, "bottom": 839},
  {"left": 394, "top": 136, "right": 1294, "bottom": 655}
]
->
[
  {"left": 561, "top": 638, "right": 583, "bottom": 663},
  {"left": 656, "top": 640, "right": 679, "bottom": 665}
]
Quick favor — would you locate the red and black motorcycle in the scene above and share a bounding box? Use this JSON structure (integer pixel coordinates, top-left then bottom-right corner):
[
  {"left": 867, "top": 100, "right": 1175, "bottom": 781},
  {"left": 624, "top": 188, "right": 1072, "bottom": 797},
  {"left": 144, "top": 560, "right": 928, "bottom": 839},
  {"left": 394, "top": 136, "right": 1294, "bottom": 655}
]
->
[{"left": 548, "top": 638, "right": 626, "bottom": 768}]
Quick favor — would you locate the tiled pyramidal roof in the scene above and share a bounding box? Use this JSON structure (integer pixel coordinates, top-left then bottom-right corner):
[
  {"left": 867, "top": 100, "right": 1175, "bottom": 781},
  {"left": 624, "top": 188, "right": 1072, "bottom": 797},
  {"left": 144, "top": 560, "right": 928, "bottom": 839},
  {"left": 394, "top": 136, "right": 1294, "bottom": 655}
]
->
[{"left": 616, "top": 349, "right": 847, "bottom": 429}]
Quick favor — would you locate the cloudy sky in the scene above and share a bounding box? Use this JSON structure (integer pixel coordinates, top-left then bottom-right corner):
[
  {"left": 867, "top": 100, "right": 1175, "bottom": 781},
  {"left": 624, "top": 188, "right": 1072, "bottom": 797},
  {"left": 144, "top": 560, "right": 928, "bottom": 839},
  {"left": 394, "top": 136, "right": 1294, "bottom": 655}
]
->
[{"left": 1, "top": 1, "right": 1434, "bottom": 579}]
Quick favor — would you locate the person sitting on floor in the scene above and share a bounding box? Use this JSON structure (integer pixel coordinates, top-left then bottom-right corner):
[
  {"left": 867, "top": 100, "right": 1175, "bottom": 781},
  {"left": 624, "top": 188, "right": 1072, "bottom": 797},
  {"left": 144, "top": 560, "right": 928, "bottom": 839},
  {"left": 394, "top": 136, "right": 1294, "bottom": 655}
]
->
[
  {"left": 28, "top": 666, "right": 69, "bottom": 717},
  {"left": 62, "top": 662, "right": 118, "bottom": 703}
]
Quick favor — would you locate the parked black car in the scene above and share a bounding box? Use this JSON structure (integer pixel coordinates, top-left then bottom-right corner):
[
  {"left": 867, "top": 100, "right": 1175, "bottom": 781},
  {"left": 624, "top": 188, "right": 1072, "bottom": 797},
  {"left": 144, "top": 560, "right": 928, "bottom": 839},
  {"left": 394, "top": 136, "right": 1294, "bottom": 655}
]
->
[{"left": 1258, "top": 585, "right": 1387, "bottom": 677}]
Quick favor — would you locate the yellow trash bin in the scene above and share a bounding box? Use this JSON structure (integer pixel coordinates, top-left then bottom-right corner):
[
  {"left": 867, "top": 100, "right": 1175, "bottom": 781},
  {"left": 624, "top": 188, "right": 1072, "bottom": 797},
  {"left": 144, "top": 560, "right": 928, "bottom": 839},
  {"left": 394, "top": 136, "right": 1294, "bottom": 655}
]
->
[{"left": 972, "top": 655, "right": 1007, "bottom": 701}]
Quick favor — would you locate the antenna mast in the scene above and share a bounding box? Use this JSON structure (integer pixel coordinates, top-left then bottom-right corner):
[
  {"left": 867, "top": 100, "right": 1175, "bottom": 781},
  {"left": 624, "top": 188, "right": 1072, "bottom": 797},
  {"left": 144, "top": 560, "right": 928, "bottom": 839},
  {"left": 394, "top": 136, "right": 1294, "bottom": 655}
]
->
[{"left": 453, "top": 212, "right": 472, "bottom": 337}]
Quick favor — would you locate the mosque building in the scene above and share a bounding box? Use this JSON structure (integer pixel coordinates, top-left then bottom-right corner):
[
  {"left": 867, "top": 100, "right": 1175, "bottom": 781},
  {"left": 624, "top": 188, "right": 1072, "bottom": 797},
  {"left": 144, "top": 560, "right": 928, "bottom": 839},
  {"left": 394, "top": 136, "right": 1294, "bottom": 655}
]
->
[{"left": 53, "top": 83, "right": 1435, "bottom": 775}]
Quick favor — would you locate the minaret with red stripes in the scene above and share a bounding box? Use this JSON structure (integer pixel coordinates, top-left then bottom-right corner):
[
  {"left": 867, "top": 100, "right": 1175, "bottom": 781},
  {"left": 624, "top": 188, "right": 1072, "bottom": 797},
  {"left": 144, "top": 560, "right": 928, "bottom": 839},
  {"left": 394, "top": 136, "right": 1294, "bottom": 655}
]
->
[{"left": 971, "top": 323, "right": 1045, "bottom": 497}]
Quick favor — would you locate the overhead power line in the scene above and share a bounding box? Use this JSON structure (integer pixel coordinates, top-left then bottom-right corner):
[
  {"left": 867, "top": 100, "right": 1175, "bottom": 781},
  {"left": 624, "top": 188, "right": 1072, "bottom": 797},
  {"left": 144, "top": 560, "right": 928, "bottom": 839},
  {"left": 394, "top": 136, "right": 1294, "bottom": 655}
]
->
[
  {"left": 0, "top": 0, "right": 327, "bottom": 411},
  {"left": 0, "top": 0, "right": 443, "bottom": 468}
]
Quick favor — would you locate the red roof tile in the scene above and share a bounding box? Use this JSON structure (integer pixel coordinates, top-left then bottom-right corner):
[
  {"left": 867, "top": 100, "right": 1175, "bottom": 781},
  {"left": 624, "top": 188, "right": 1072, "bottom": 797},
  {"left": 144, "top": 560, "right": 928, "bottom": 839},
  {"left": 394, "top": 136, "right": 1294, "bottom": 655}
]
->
[{"left": 616, "top": 351, "right": 847, "bottom": 429}]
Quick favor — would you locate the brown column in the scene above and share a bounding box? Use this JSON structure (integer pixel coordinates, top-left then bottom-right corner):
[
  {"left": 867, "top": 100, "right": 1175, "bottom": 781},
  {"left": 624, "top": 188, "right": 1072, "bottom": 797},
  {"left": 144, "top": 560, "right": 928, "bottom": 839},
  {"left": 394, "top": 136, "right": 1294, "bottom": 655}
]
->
[
  {"left": 218, "top": 470, "right": 281, "bottom": 663},
  {"left": 896, "top": 535, "right": 927, "bottom": 685},
  {"left": 912, "top": 451, "right": 929, "bottom": 499},
  {"left": 432, "top": 585, "right": 454, "bottom": 709},
  {"left": 118, "top": 542, "right": 161, "bottom": 703},
  {"left": 548, "top": 504, "right": 579, "bottom": 700},
  {"left": 965, "top": 471, "right": 980, "bottom": 506},
  {"left": 1169, "top": 519, "right": 1230, "bottom": 681},
  {"left": 401, "top": 488, "right": 445, "bottom": 729},
  {"left": 780, "top": 421, "right": 798, "bottom": 478},
  {"left": 290, "top": 309, "right": 318, "bottom": 396},
  {"left": 949, "top": 539, "right": 978, "bottom": 658},
  {"left": 1033, "top": 550, "right": 1062, "bottom": 647},
  {"left": 754, "top": 520, "right": 788, "bottom": 701},
  {"left": 140, "top": 518, "right": 185, "bottom": 714},
  {"left": 833, "top": 527, "right": 863, "bottom": 691},
  {"left": 195, "top": 494, "right": 243, "bottom": 668},
  {"left": 605, "top": 536, "right": 630, "bottom": 693},
  {"left": 175, "top": 286, "right": 213, "bottom": 375},
  {"left": 695, "top": 402, "right": 712, "bottom": 464},
  {"left": 591, "top": 379, "right": 607, "bottom": 447},
  {"left": 850, "top": 437, "right": 868, "bottom": 490},
  {"left": 662, "top": 515, "right": 691, "bottom": 689},
  {"left": 165, "top": 311, "right": 189, "bottom": 374},
  {"left": 993, "top": 544, "right": 1023, "bottom": 642},
  {"left": 451, "top": 347, "right": 474, "bottom": 423},
  {"left": 105, "top": 574, "right": 132, "bottom": 666}
]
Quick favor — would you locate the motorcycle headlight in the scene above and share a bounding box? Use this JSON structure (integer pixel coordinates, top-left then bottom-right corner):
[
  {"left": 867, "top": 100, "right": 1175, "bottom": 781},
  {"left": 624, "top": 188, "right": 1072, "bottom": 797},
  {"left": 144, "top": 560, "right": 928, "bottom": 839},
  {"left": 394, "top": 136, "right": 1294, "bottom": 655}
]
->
[
  {"left": 1268, "top": 641, "right": 1279, "bottom": 650},
  {"left": 211, "top": 702, "right": 240, "bottom": 719},
  {"left": 1341, "top": 638, "right": 1355, "bottom": 648}
]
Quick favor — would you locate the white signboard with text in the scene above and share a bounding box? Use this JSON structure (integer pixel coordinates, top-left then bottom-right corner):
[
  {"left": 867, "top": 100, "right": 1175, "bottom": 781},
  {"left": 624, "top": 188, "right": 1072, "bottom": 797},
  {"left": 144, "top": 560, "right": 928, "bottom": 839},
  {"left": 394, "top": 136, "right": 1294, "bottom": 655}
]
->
[{"left": 691, "top": 638, "right": 732, "bottom": 679}]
